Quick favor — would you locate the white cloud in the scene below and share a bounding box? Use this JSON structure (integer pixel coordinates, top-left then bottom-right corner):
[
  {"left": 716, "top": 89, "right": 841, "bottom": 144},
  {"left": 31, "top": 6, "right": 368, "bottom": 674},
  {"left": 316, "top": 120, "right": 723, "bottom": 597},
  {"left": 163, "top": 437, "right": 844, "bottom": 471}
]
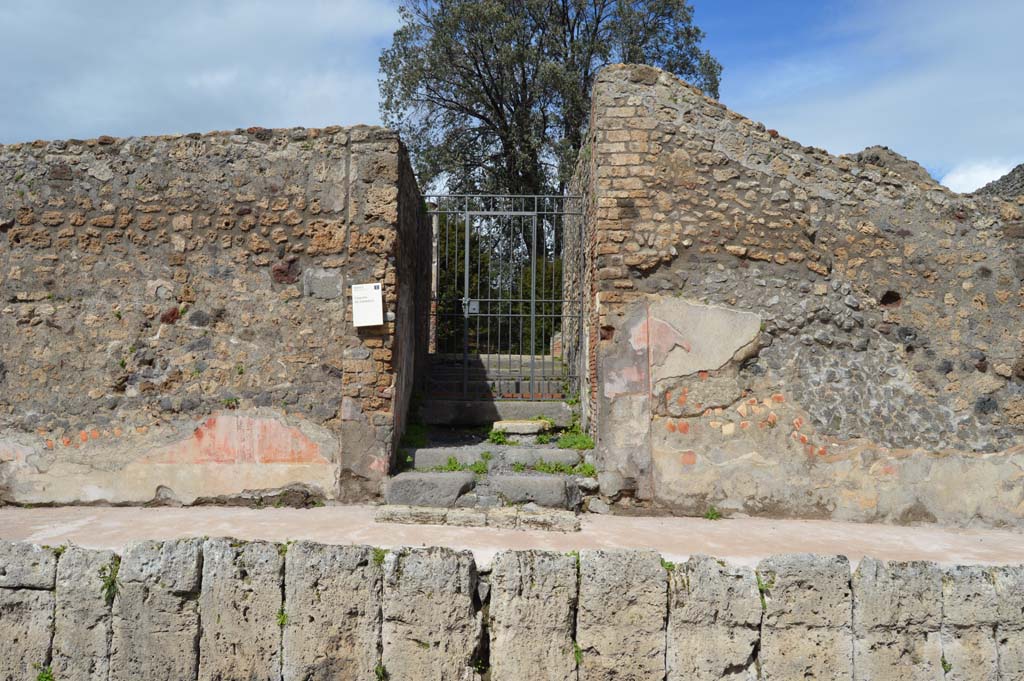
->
[
  {"left": 718, "top": 0, "right": 1024, "bottom": 179},
  {"left": 0, "top": 0, "right": 400, "bottom": 143},
  {"left": 941, "top": 160, "right": 1019, "bottom": 194}
]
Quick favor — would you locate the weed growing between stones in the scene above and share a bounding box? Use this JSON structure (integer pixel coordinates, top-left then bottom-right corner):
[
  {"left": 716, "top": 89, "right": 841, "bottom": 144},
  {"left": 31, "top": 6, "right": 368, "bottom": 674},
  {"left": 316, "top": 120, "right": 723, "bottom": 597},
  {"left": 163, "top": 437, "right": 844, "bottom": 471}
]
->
[
  {"left": 99, "top": 555, "right": 121, "bottom": 607},
  {"left": 487, "top": 429, "right": 516, "bottom": 445},
  {"left": 536, "top": 432, "right": 553, "bottom": 444},
  {"left": 429, "top": 456, "right": 489, "bottom": 475},
  {"left": 532, "top": 459, "right": 597, "bottom": 477},
  {"left": 556, "top": 420, "right": 594, "bottom": 450},
  {"left": 33, "top": 664, "right": 54, "bottom": 681},
  {"left": 755, "top": 572, "right": 774, "bottom": 611},
  {"left": 660, "top": 558, "right": 676, "bottom": 572},
  {"left": 512, "top": 462, "right": 526, "bottom": 473},
  {"left": 942, "top": 656, "right": 952, "bottom": 673},
  {"left": 278, "top": 540, "right": 294, "bottom": 557},
  {"left": 373, "top": 548, "right": 387, "bottom": 566},
  {"left": 374, "top": 664, "right": 389, "bottom": 680},
  {"left": 276, "top": 608, "right": 288, "bottom": 627},
  {"left": 703, "top": 506, "right": 722, "bottom": 520},
  {"left": 573, "top": 642, "right": 583, "bottom": 666}
]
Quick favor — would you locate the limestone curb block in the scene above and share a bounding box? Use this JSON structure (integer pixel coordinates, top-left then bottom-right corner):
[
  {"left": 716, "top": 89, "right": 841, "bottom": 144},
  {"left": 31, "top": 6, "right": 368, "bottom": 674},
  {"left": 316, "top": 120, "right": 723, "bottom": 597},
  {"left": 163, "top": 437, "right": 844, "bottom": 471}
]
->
[
  {"left": 283, "top": 542, "right": 383, "bottom": 681},
  {"left": 668, "top": 554, "right": 761, "bottom": 681},
  {"left": 941, "top": 565, "right": 1001, "bottom": 680},
  {"left": 374, "top": 504, "right": 581, "bottom": 532},
  {"left": 0, "top": 543, "right": 55, "bottom": 681},
  {"left": 198, "top": 538, "right": 283, "bottom": 681},
  {"left": 578, "top": 549, "right": 667, "bottom": 681},
  {"left": 993, "top": 566, "right": 1024, "bottom": 679},
  {"left": 852, "top": 558, "right": 944, "bottom": 680},
  {"left": 756, "top": 553, "right": 853, "bottom": 681},
  {"left": 52, "top": 546, "right": 117, "bottom": 681},
  {"left": 491, "top": 474, "right": 572, "bottom": 508},
  {"left": 490, "top": 550, "right": 578, "bottom": 681},
  {"left": 382, "top": 546, "right": 482, "bottom": 681},
  {"left": 109, "top": 538, "right": 203, "bottom": 681},
  {"left": 0, "top": 539, "right": 57, "bottom": 589}
]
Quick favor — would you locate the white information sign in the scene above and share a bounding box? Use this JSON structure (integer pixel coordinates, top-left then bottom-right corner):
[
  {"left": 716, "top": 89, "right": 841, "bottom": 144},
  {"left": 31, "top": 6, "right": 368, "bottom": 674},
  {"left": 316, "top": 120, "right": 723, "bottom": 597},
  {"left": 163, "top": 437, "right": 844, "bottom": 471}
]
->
[{"left": 351, "top": 283, "right": 384, "bottom": 327}]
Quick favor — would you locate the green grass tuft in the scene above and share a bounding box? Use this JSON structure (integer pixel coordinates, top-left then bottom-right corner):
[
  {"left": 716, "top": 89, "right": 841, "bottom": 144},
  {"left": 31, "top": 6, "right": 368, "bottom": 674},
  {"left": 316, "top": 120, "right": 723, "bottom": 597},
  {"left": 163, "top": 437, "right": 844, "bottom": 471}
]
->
[
  {"left": 661, "top": 557, "right": 676, "bottom": 572},
  {"left": 99, "top": 555, "right": 121, "bottom": 607},
  {"left": 703, "top": 506, "right": 723, "bottom": 520},
  {"left": 487, "top": 429, "right": 515, "bottom": 445},
  {"left": 557, "top": 431, "right": 594, "bottom": 450},
  {"left": 277, "top": 608, "right": 288, "bottom": 627},
  {"left": 373, "top": 547, "right": 387, "bottom": 566}
]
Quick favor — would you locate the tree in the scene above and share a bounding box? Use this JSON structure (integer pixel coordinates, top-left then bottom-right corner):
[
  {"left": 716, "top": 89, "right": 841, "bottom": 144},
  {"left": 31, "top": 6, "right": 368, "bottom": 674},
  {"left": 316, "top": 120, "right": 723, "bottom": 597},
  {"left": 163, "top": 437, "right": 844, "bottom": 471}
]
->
[{"left": 379, "top": 0, "right": 721, "bottom": 196}]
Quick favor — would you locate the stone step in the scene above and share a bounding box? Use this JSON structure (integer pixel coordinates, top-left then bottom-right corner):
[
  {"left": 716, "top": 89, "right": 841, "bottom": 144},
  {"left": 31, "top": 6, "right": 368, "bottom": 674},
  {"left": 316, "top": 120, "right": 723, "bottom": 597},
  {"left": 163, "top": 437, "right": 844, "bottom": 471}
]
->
[
  {"left": 383, "top": 469, "right": 582, "bottom": 511},
  {"left": 411, "top": 446, "right": 581, "bottom": 472},
  {"left": 492, "top": 419, "right": 549, "bottom": 435},
  {"left": 420, "top": 399, "right": 574, "bottom": 427}
]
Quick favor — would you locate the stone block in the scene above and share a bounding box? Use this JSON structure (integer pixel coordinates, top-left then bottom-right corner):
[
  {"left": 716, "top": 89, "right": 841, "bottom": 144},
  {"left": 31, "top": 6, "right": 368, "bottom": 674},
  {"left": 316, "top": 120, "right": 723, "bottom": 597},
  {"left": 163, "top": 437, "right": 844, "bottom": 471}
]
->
[
  {"left": 517, "top": 508, "right": 581, "bottom": 532},
  {"left": 667, "top": 555, "right": 761, "bottom": 681},
  {"left": 52, "top": 547, "right": 118, "bottom": 681},
  {"left": 384, "top": 471, "right": 475, "bottom": 507},
  {"left": 302, "top": 267, "right": 344, "bottom": 299},
  {"left": 994, "top": 566, "right": 1024, "bottom": 680},
  {"left": 283, "top": 542, "right": 382, "bottom": 681},
  {"left": 375, "top": 504, "right": 448, "bottom": 525},
  {"left": 382, "top": 547, "right": 481, "bottom": 681},
  {"left": 852, "top": 558, "right": 944, "bottom": 681},
  {"left": 199, "top": 539, "right": 283, "bottom": 681},
  {"left": 446, "top": 508, "right": 488, "bottom": 527},
  {"left": 109, "top": 539, "right": 204, "bottom": 681},
  {"left": 577, "top": 549, "right": 667, "bottom": 681},
  {"left": 0, "top": 587, "right": 54, "bottom": 681},
  {"left": 487, "top": 507, "right": 521, "bottom": 529},
  {"left": 0, "top": 540, "right": 57, "bottom": 589},
  {"left": 757, "top": 554, "right": 852, "bottom": 681},
  {"left": 501, "top": 448, "right": 580, "bottom": 467},
  {"left": 413, "top": 447, "right": 485, "bottom": 469},
  {"left": 492, "top": 419, "right": 548, "bottom": 435},
  {"left": 941, "top": 565, "right": 1000, "bottom": 681},
  {"left": 491, "top": 474, "right": 569, "bottom": 508},
  {"left": 490, "top": 550, "right": 578, "bottom": 681}
]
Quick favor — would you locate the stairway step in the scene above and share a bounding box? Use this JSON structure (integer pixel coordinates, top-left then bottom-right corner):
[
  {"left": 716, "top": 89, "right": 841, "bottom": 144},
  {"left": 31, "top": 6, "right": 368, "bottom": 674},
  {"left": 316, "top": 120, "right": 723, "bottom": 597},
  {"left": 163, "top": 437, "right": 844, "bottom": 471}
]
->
[
  {"left": 410, "top": 445, "right": 581, "bottom": 471},
  {"left": 383, "top": 471, "right": 475, "bottom": 508},
  {"left": 492, "top": 419, "right": 548, "bottom": 435},
  {"left": 420, "top": 399, "right": 574, "bottom": 426}
]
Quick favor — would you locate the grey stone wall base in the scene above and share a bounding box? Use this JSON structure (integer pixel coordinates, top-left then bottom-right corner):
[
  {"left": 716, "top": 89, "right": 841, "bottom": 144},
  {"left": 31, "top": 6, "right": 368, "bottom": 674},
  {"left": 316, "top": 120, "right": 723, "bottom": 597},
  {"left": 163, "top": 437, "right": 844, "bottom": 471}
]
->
[{"left": 4, "top": 538, "right": 1023, "bottom": 680}]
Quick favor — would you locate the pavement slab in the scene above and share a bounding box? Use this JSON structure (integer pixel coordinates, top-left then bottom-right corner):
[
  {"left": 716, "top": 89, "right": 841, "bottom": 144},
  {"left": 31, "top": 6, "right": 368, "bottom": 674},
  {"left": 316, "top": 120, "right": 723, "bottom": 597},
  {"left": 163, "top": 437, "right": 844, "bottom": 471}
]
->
[{"left": 1, "top": 505, "right": 1023, "bottom": 569}]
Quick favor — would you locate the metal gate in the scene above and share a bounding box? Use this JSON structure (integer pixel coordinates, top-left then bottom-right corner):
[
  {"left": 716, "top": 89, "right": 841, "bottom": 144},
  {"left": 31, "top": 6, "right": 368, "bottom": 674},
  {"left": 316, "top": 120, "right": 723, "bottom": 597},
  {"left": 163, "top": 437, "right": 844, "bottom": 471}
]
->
[{"left": 426, "top": 195, "right": 583, "bottom": 400}]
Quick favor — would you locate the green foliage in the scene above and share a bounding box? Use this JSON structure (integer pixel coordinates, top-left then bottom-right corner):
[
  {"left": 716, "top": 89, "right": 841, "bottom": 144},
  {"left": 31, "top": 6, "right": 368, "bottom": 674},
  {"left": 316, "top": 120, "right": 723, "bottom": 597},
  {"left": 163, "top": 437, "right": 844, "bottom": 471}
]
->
[
  {"left": 278, "top": 541, "right": 293, "bottom": 557},
  {"left": 222, "top": 397, "right": 240, "bottom": 409},
  {"left": 488, "top": 429, "right": 515, "bottom": 446},
  {"left": 400, "top": 422, "right": 429, "bottom": 448},
  {"left": 536, "top": 415, "right": 556, "bottom": 429},
  {"left": 661, "top": 557, "right": 676, "bottom": 572},
  {"left": 573, "top": 642, "right": 583, "bottom": 666},
  {"left": 703, "top": 506, "right": 722, "bottom": 520},
  {"left": 373, "top": 548, "right": 388, "bottom": 566},
  {"left": 531, "top": 459, "right": 597, "bottom": 477},
  {"left": 430, "top": 455, "right": 489, "bottom": 475},
  {"left": 512, "top": 462, "right": 527, "bottom": 473},
  {"left": 755, "top": 572, "right": 774, "bottom": 611},
  {"left": 99, "top": 555, "right": 121, "bottom": 607},
  {"left": 276, "top": 608, "right": 288, "bottom": 627},
  {"left": 236, "top": 363, "right": 245, "bottom": 376},
  {"left": 535, "top": 432, "right": 553, "bottom": 444},
  {"left": 375, "top": 664, "right": 390, "bottom": 681},
  {"left": 574, "top": 462, "right": 597, "bottom": 478},
  {"left": 557, "top": 431, "right": 594, "bottom": 450},
  {"left": 380, "top": 0, "right": 721, "bottom": 194},
  {"left": 941, "top": 656, "right": 952, "bottom": 673},
  {"left": 34, "top": 665, "right": 54, "bottom": 681}
]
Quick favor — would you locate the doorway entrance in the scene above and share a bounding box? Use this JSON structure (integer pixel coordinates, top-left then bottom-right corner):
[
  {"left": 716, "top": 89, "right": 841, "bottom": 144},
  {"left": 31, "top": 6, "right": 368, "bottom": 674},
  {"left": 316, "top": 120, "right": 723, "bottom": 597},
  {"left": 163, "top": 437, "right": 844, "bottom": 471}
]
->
[{"left": 425, "top": 195, "right": 583, "bottom": 401}]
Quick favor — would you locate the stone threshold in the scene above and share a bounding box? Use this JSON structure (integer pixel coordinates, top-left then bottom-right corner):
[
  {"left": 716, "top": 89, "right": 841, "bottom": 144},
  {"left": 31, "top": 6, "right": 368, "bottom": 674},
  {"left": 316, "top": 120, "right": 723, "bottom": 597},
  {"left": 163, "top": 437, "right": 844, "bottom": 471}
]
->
[{"left": 375, "top": 504, "right": 580, "bottom": 532}]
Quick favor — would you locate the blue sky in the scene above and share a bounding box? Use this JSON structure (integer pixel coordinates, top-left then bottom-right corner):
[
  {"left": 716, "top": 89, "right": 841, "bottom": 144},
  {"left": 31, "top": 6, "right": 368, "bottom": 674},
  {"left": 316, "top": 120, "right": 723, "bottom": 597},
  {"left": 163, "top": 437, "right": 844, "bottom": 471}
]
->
[{"left": 1, "top": 0, "right": 1021, "bottom": 191}]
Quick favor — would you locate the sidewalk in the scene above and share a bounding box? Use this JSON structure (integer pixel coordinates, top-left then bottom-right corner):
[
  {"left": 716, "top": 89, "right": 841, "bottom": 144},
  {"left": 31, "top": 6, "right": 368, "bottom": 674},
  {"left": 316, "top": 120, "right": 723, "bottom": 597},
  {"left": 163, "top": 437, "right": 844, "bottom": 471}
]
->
[{"left": 2, "top": 505, "right": 1022, "bottom": 568}]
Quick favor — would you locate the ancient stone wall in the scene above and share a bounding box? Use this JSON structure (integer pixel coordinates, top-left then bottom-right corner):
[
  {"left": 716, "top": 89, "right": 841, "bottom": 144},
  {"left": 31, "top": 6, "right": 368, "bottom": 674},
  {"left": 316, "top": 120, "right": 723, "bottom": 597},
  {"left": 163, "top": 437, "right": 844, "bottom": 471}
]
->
[
  {"left": 576, "top": 64, "right": 1024, "bottom": 526},
  {"left": 2, "top": 538, "right": 1022, "bottom": 680},
  {"left": 0, "top": 125, "right": 430, "bottom": 505}
]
